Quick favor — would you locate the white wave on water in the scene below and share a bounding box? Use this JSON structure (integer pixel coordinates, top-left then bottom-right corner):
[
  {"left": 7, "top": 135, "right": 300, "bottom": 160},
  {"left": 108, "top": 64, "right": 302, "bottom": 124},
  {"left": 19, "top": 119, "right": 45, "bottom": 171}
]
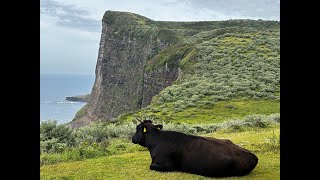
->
[{"left": 42, "top": 100, "right": 81, "bottom": 104}]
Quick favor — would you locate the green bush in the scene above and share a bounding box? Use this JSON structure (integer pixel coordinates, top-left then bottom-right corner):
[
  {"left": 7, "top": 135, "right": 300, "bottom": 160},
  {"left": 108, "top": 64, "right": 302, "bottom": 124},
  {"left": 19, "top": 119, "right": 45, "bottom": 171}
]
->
[
  {"left": 79, "top": 142, "right": 107, "bottom": 159},
  {"left": 74, "top": 123, "right": 109, "bottom": 143},
  {"left": 40, "top": 153, "right": 62, "bottom": 165},
  {"left": 219, "top": 120, "right": 243, "bottom": 131},
  {"left": 266, "top": 113, "right": 280, "bottom": 123},
  {"left": 40, "top": 138, "right": 67, "bottom": 153},
  {"left": 244, "top": 114, "right": 268, "bottom": 128},
  {"left": 150, "top": 30, "right": 279, "bottom": 109},
  {"left": 75, "top": 122, "right": 134, "bottom": 143},
  {"left": 40, "top": 113, "right": 279, "bottom": 165},
  {"left": 40, "top": 120, "right": 76, "bottom": 153}
]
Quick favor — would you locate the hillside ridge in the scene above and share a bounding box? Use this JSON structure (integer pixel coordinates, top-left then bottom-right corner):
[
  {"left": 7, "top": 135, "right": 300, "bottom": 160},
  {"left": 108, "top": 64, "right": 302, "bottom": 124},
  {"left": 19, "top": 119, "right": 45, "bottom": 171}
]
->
[{"left": 70, "top": 11, "right": 279, "bottom": 128}]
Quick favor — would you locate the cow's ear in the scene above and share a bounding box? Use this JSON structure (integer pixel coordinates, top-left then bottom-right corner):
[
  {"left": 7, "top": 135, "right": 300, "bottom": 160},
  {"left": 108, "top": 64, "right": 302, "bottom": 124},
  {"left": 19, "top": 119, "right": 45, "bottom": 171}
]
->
[{"left": 154, "top": 124, "right": 163, "bottom": 130}]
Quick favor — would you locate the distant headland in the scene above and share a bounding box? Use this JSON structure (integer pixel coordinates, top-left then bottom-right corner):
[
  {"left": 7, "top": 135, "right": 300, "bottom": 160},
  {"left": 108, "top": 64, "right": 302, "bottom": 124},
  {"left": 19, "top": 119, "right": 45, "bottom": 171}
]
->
[{"left": 66, "top": 94, "right": 90, "bottom": 102}]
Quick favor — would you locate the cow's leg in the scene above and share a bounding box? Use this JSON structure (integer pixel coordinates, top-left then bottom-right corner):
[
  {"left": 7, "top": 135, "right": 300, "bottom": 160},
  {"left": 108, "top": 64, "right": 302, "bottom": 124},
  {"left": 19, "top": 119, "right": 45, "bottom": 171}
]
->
[
  {"left": 150, "top": 158, "right": 175, "bottom": 172},
  {"left": 149, "top": 145, "right": 179, "bottom": 172}
]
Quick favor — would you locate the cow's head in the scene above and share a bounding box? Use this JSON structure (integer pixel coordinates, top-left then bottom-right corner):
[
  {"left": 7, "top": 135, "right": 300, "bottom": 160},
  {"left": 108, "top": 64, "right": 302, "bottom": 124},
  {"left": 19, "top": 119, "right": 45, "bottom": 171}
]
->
[{"left": 132, "top": 120, "right": 163, "bottom": 147}]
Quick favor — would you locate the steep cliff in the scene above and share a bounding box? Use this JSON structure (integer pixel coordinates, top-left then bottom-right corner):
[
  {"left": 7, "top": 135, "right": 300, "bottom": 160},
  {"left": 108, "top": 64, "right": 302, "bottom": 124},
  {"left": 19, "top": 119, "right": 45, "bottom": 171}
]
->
[
  {"left": 70, "top": 11, "right": 181, "bottom": 128},
  {"left": 70, "top": 11, "right": 280, "bottom": 128}
]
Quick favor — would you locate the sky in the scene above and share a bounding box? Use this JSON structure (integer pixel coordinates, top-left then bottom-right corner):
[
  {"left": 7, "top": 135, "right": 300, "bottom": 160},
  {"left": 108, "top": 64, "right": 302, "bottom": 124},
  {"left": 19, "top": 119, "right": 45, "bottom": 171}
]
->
[{"left": 40, "top": 0, "right": 280, "bottom": 75}]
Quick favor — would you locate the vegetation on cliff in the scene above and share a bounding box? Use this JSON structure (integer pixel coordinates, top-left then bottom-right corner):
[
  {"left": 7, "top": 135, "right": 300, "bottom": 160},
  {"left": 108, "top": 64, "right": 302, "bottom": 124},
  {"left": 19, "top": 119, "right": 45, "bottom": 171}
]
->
[
  {"left": 72, "top": 11, "right": 279, "bottom": 126},
  {"left": 123, "top": 29, "right": 280, "bottom": 122},
  {"left": 98, "top": 12, "right": 280, "bottom": 124}
]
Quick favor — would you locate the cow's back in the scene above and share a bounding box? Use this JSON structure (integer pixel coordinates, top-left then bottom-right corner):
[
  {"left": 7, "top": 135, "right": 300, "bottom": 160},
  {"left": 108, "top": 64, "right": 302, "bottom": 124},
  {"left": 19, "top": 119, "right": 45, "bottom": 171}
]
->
[{"left": 178, "top": 136, "right": 258, "bottom": 177}]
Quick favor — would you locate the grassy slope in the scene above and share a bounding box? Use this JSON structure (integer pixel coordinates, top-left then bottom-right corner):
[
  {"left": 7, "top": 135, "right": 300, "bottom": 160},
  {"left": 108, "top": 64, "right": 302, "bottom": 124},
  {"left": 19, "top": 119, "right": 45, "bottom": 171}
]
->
[
  {"left": 117, "top": 22, "right": 279, "bottom": 125},
  {"left": 41, "top": 125, "right": 279, "bottom": 180},
  {"left": 119, "top": 98, "right": 279, "bottom": 124}
]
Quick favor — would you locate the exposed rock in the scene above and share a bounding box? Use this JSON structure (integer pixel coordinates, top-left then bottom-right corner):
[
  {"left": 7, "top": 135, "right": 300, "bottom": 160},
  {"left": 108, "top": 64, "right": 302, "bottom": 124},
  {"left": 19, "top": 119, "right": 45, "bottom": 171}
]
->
[
  {"left": 66, "top": 94, "right": 90, "bottom": 102},
  {"left": 70, "top": 11, "right": 180, "bottom": 127}
]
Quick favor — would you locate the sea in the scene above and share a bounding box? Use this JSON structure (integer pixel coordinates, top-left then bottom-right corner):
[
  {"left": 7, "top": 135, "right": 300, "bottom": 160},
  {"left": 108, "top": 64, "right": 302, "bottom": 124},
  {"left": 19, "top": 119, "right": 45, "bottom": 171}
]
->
[{"left": 40, "top": 73, "right": 95, "bottom": 124}]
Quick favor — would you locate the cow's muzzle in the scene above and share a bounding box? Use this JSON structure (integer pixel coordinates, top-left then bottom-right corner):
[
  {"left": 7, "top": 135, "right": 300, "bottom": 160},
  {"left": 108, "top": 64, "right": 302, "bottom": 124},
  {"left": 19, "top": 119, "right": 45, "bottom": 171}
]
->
[{"left": 132, "top": 136, "right": 138, "bottom": 144}]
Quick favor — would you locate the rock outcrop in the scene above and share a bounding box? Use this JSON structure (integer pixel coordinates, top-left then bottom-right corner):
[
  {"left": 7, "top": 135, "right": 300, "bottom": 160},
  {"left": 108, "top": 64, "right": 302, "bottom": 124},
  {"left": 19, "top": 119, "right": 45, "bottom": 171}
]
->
[
  {"left": 70, "top": 11, "right": 180, "bottom": 128},
  {"left": 66, "top": 94, "right": 90, "bottom": 102}
]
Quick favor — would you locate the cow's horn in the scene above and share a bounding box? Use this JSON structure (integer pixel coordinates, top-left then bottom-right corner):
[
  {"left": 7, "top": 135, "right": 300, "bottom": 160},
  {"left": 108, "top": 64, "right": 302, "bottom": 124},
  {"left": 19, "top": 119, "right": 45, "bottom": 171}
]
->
[{"left": 135, "top": 116, "right": 142, "bottom": 123}]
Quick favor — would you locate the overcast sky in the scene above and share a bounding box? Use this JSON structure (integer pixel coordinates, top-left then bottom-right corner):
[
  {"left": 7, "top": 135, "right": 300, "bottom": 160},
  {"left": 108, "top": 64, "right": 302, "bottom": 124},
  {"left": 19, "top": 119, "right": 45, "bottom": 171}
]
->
[{"left": 40, "top": 0, "right": 280, "bottom": 74}]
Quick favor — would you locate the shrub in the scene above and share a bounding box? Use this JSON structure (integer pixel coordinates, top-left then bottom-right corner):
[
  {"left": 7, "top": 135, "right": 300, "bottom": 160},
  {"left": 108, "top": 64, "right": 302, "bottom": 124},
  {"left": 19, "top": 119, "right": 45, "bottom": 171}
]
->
[
  {"left": 192, "top": 125, "right": 205, "bottom": 132},
  {"left": 40, "top": 113, "right": 280, "bottom": 165},
  {"left": 40, "top": 120, "right": 76, "bottom": 153},
  {"left": 205, "top": 124, "right": 220, "bottom": 133},
  {"left": 225, "top": 104, "right": 237, "bottom": 109},
  {"left": 244, "top": 114, "right": 267, "bottom": 127},
  {"left": 149, "top": 29, "right": 279, "bottom": 108},
  {"left": 74, "top": 121, "right": 137, "bottom": 143},
  {"left": 173, "top": 108, "right": 183, "bottom": 113},
  {"left": 40, "top": 138, "right": 68, "bottom": 153},
  {"left": 78, "top": 143, "right": 107, "bottom": 159},
  {"left": 219, "top": 119, "right": 244, "bottom": 131},
  {"left": 60, "top": 148, "right": 81, "bottom": 161},
  {"left": 150, "top": 107, "right": 161, "bottom": 113},
  {"left": 75, "top": 123, "right": 109, "bottom": 144},
  {"left": 161, "top": 111, "right": 168, "bottom": 115},
  {"left": 40, "top": 153, "right": 62, "bottom": 165},
  {"left": 266, "top": 113, "right": 280, "bottom": 123}
]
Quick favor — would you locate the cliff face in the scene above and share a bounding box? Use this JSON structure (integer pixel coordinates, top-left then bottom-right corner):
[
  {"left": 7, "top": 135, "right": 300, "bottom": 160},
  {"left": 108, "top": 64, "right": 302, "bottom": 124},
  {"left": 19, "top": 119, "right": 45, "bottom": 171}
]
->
[
  {"left": 70, "top": 11, "right": 280, "bottom": 128},
  {"left": 70, "top": 11, "right": 180, "bottom": 128}
]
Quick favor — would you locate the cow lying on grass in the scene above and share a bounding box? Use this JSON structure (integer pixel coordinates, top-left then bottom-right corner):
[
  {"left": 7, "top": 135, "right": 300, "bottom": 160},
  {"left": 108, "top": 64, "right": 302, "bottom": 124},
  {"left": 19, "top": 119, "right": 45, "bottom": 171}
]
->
[{"left": 132, "top": 120, "right": 258, "bottom": 177}]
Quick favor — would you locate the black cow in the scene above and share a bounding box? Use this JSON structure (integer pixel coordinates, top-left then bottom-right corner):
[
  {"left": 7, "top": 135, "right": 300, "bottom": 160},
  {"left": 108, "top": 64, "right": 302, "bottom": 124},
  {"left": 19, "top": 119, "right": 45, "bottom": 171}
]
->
[{"left": 132, "top": 120, "right": 258, "bottom": 177}]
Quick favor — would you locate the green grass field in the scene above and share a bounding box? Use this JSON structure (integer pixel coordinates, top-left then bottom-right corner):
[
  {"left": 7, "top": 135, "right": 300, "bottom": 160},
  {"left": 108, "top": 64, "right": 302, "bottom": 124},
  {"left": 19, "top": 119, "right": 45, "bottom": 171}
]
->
[{"left": 41, "top": 125, "right": 279, "bottom": 179}]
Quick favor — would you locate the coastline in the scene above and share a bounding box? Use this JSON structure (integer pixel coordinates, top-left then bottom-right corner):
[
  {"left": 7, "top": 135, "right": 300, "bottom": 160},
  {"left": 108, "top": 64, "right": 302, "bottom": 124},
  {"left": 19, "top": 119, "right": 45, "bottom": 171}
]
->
[{"left": 66, "top": 94, "right": 90, "bottom": 102}]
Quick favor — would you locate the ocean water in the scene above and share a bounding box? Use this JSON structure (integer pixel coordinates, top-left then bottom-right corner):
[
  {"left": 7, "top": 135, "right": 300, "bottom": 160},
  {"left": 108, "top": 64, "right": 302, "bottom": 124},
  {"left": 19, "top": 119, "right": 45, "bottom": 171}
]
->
[{"left": 40, "top": 74, "right": 95, "bottom": 124}]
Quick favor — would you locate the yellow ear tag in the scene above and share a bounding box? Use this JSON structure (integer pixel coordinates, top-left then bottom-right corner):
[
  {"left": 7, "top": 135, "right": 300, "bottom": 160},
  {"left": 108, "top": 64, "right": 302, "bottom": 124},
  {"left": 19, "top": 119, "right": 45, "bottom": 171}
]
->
[
  {"left": 157, "top": 127, "right": 160, "bottom": 130},
  {"left": 143, "top": 127, "right": 147, "bottom": 133}
]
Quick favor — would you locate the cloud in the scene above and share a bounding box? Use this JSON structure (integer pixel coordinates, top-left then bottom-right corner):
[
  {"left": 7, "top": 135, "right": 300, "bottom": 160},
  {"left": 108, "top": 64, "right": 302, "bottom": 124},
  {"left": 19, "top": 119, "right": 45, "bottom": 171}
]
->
[
  {"left": 40, "top": 0, "right": 100, "bottom": 32},
  {"left": 43, "top": 0, "right": 280, "bottom": 22},
  {"left": 185, "top": 0, "right": 280, "bottom": 20},
  {"left": 40, "top": 14, "right": 100, "bottom": 74},
  {"left": 41, "top": 0, "right": 280, "bottom": 31}
]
